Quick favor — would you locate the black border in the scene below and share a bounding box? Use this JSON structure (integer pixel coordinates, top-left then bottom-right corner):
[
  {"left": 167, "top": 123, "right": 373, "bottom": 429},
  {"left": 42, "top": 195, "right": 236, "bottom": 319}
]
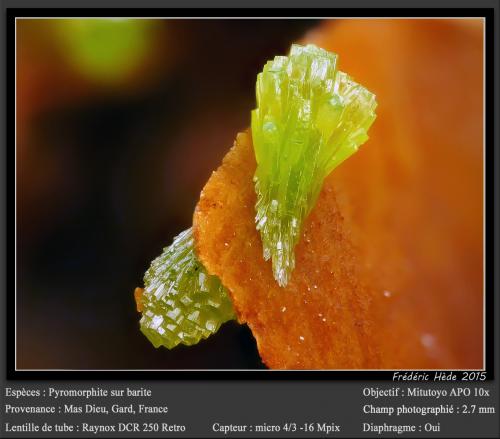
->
[{"left": 6, "top": 7, "right": 496, "bottom": 380}]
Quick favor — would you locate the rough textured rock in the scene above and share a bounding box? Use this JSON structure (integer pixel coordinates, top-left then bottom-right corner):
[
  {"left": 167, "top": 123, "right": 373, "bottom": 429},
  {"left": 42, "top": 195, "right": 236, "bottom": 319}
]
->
[{"left": 193, "top": 19, "right": 483, "bottom": 369}]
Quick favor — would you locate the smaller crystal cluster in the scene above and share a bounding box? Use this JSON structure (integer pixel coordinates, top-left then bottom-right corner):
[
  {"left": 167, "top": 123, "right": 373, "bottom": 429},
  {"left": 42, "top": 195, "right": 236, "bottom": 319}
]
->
[
  {"left": 139, "top": 228, "right": 236, "bottom": 349},
  {"left": 252, "top": 44, "right": 377, "bottom": 287}
]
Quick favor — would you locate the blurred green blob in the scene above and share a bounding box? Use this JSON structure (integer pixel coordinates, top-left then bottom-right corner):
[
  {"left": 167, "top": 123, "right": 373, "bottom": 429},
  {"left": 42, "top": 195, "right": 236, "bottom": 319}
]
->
[
  {"left": 140, "top": 228, "right": 236, "bottom": 350},
  {"left": 55, "top": 19, "right": 153, "bottom": 83},
  {"left": 252, "top": 44, "right": 377, "bottom": 287}
]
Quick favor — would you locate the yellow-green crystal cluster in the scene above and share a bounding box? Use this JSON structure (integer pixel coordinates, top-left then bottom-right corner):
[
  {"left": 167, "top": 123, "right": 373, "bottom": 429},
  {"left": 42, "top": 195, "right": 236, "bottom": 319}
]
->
[
  {"left": 140, "top": 228, "right": 236, "bottom": 349},
  {"left": 252, "top": 44, "right": 377, "bottom": 287}
]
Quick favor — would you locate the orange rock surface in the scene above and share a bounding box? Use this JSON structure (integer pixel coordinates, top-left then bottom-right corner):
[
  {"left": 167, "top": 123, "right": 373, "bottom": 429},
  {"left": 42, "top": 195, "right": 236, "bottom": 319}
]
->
[
  {"left": 134, "top": 288, "right": 145, "bottom": 313},
  {"left": 193, "top": 19, "right": 483, "bottom": 369}
]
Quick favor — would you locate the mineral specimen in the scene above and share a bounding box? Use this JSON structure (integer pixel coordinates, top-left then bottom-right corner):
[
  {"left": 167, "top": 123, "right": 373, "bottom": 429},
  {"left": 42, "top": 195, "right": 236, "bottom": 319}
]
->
[
  {"left": 139, "top": 228, "right": 235, "bottom": 349},
  {"left": 252, "top": 44, "right": 377, "bottom": 286}
]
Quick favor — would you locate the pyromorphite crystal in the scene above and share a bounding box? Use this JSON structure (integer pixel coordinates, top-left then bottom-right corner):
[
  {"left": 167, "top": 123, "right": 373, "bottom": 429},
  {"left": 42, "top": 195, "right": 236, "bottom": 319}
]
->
[
  {"left": 252, "top": 44, "right": 377, "bottom": 287},
  {"left": 139, "top": 228, "right": 236, "bottom": 349}
]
